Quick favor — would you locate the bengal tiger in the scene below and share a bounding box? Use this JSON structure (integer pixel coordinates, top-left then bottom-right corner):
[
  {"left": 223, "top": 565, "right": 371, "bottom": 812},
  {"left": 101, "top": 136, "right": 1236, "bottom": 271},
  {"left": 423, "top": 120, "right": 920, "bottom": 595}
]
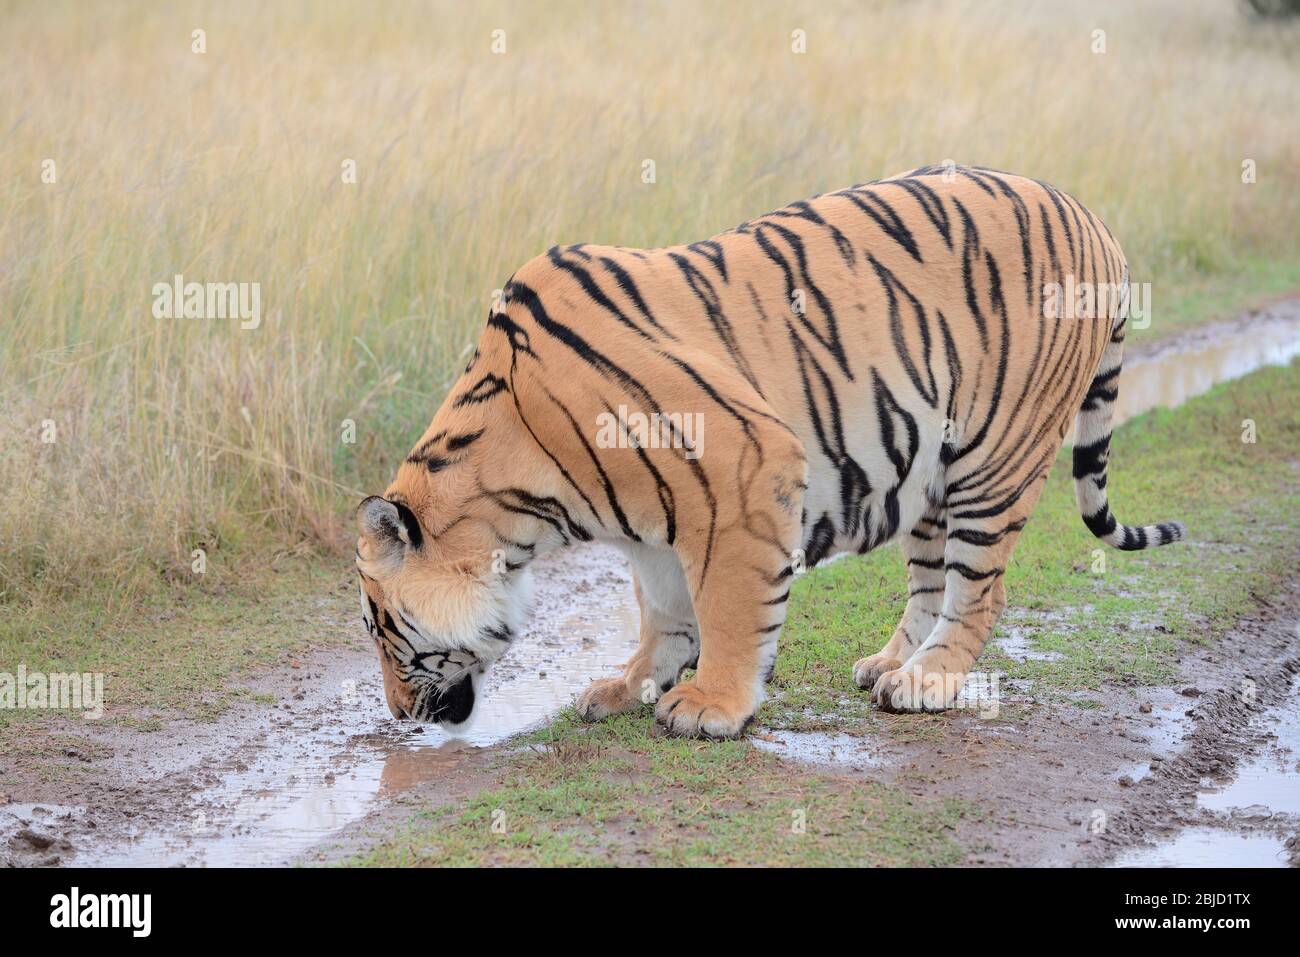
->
[{"left": 354, "top": 164, "right": 1184, "bottom": 738}]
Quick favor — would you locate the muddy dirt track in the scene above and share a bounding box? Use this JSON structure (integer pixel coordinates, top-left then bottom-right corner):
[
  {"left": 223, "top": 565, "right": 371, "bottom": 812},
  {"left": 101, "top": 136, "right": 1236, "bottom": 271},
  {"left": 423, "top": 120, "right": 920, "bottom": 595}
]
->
[{"left": 4, "top": 305, "right": 1300, "bottom": 867}]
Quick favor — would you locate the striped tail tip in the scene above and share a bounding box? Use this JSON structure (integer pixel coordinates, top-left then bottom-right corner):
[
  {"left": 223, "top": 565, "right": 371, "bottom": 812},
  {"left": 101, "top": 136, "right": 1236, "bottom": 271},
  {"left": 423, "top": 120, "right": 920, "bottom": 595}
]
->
[{"left": 1084, "top": 507, "right": 1186, "bottom": 551}]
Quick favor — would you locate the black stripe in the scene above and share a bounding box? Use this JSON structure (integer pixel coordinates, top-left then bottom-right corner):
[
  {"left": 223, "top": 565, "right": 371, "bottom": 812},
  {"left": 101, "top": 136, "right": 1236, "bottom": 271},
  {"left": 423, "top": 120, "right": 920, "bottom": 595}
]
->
[
  {"left": 446, "top": 429, "right": 485, "bottom": 452},
  {"left": 946, "top": 562, "right": 1002, "bottom": 581},
  {"left": 1072, "top": 434, "right": 1111, "bottom": 479},
  {"left": 454, "top": 374, "right": 509, "bottom": 408}
]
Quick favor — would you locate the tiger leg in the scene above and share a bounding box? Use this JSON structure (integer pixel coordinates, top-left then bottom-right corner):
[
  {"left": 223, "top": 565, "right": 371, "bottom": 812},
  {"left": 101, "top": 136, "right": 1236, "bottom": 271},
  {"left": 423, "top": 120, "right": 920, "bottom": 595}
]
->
[
  {"left": 577, "top": 543, "right": 699, "bottom": 722},
  {"left": 872, "top": 499, "right": 1035, "bottom": 713},
  {"left": 653, "top": 542, "right": 790, "bottom": 737},
  {"left": 853, "top": 509, "right": 947, "bottom": 690},
  {"left": 654, "top": 446, "right": 806, "bottom": 739}
]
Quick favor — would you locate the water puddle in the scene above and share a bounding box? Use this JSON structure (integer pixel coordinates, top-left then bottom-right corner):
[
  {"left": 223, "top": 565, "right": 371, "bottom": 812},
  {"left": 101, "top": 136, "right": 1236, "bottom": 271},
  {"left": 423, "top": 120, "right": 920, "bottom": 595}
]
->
[
  {"left": 752, "top": 674, "right": 1009, "bottom": 771},
  {"left": 1111, "top": 307, "right": 1300, "bottom": 429},
  {"left": 1198, "top": 675, "right": 1300, "bottom": 817},
  {"left": 1112, "top": 828, "right": 1288, "bottom": 868},
  {"left": 1061, "top": 306, "right": 1300, "bottom": 448},
  {"left": 73, "top": 543, "right": 641, "bottom": 867},
  {"left": 752, "top": 730, "right": 887, "bottom": 769}
]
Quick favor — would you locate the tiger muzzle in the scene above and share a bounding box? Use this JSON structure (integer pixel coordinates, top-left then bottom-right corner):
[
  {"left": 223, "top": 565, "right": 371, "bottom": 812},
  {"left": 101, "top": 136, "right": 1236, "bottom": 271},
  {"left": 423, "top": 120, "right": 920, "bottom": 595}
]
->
[{"left": 411, "top": 675, "right": 477, "bottom": 725}]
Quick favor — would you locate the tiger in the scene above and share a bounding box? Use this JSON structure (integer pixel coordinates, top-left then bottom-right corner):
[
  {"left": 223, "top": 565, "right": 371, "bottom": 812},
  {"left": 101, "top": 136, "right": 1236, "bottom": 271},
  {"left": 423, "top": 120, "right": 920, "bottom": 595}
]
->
[{"left": 354, "top": 164, "right": 1184, "bottom": 738}]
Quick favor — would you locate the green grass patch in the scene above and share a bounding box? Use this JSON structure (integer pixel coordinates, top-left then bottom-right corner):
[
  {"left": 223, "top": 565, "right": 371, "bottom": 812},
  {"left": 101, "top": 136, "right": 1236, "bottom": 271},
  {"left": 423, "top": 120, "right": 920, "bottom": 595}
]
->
[
  {"left": 1129, "top": 254, "right": 1300, "bottom": 346},
  {"left": 350, "top": 710, "right": 972, "bottom": 867}
]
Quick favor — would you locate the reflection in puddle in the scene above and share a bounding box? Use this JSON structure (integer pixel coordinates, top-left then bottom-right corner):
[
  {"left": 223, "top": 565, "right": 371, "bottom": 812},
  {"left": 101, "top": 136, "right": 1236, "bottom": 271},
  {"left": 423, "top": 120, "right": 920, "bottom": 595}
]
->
[
  {"left": 82, "top": 544, "right": 640, "bottom": 867},
  {"left": 377, "top": 743, "right": 476, "bottom": 794},
  {"left": 81, "top": 743, "right": 483, "bottom": 867},
  {"left": 1112, "top": 828, "right": 1288, "bottom": 868}
]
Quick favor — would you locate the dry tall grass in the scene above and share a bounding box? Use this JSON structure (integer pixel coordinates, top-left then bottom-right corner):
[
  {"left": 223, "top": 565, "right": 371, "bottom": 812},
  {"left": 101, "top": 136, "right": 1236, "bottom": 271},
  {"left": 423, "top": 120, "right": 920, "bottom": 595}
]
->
[{"left": 2, "top": 0, "right": 1298, "bottom": 613}]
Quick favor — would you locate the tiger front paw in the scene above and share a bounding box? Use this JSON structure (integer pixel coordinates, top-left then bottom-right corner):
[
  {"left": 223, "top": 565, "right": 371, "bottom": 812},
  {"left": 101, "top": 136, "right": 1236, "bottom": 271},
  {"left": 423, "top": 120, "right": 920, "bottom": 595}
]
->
[
  {"left": 576, "top": 675, "right": 646, "bottom": 722},
  {"left": 654, "top": 680, "right": 754, "bottom": 739},
  {"left": 853, "top": 653, "right": 902, "bottom": 690},
  {"left": 870, "top": 665, "right": 962, "bottom": 713}
]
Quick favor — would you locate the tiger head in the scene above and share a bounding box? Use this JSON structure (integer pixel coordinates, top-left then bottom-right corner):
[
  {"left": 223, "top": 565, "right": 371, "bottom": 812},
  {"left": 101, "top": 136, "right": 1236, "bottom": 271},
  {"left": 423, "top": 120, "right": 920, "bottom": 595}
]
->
[
  {"left": 354, "top": 291, "right": 604, "bottom": 728},
  {"left": 353, "top": 389, "right": 554, "bottom": 727},
  {"left": 354, "top": 483, "right": 537, "bottom": 727}
]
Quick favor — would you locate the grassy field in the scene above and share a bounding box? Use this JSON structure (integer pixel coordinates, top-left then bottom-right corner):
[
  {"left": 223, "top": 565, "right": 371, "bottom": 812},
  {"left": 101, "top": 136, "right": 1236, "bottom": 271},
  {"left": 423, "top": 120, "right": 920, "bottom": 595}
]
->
[
  {"left": 2, "top": 0, "right": 1299, "bottom": 645},
  {"left": 347, "top": 358, "right": 1300, "bottom": 866}
]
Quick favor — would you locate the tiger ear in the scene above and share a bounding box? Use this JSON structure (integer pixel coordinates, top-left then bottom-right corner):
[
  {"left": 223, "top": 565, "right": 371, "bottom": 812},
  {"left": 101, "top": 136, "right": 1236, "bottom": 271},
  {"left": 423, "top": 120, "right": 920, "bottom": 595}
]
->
[{"left": 357, "top": 496, "right": 422, "bottom": 552}]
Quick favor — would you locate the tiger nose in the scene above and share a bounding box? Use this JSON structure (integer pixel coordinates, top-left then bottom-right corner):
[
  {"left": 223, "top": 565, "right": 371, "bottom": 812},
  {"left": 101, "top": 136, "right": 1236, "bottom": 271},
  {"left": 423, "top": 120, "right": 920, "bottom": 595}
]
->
[{"left": 387, "top": 699, "right": 410, "bottom": 720}]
